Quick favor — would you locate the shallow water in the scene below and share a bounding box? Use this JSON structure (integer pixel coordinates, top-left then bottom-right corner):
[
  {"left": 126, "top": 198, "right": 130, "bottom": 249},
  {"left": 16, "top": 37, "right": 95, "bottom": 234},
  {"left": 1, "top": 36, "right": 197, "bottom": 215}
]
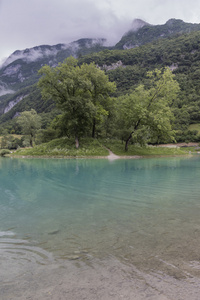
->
[{"left": 1, "top": 156, "right": 200, "bottom": 299}]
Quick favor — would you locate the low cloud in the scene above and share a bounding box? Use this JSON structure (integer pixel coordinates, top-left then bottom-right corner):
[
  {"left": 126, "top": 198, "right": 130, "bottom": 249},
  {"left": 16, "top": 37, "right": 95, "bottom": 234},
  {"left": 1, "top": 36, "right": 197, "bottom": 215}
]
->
[
  {"left": 0, "top": 0, "right": 132, "bottom": 61},
  {"left": 1, "top": 0, "right": 200, "bottom": 62},
  {"left": 1, "top": 47, "right": 60, "bottom": 68}
]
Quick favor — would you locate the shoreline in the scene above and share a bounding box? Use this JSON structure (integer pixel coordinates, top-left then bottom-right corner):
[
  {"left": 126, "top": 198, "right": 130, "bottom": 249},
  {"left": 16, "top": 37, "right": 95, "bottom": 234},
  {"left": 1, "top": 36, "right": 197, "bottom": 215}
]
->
[
  {"left": 8, "top": 154, "right": 143, "bottom": 159},
  {"left": 8, "top": 153, "right": 195, "bottom": 160},
  {"left": 6, "top": 143, "right": 198, "bottom": 160}
]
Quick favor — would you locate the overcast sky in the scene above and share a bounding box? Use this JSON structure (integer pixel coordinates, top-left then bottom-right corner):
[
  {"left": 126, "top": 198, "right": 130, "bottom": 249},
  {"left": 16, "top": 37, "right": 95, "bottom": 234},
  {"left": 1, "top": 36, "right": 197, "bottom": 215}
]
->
[{"left": 1, "top": 0, "right": 200, "bottom": 63}]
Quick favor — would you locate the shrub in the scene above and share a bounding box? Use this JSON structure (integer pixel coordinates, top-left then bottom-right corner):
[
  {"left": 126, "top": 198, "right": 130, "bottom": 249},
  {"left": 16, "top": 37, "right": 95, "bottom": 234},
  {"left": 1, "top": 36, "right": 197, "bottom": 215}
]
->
[{"left": 0, "top": 149, "right": 10, "bottom": 157}]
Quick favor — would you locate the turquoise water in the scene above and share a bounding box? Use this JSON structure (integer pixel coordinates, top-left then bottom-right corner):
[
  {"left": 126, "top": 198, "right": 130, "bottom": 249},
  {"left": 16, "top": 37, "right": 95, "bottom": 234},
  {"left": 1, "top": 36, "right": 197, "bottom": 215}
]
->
[{"left": 1, "top": 156, "right": 200, "bottom": 298}]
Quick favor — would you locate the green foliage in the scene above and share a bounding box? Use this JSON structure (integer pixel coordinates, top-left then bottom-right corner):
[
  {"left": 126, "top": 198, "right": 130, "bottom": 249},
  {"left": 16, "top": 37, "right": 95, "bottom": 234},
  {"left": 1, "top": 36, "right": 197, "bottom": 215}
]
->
[
  {"left": 0, "top": 85, "right": 55, "bottom": 125},
  {"left": 79, "top": 29, "right": 200, "bottom": 132},
  {"left": 2, "top": 21, "right": 200, "bottom": 144},
  {"left": 175, "top": 129, "right": 200, "bottom": 143},
  {"left": 35, "top": 128, "right": 59, "bottom": 144},
  {"left": 0, "top": 134, "right": 23, "bottom": 149},
  {"left": 14, "top": 137, "right": 109, "bottom": 157},
  {"left": 17, "top": 109, "right": 42, "bottom": 146},
  {"left": 107, "top": 65, "right": 145, "bottom": 95},
  {"left": 102, "top": 139, "right": 192, "bottom": 156},
  {"left": 116, "top": 68, "right": 180, "bottom": 150},
  {"left": 189, "top": 123, "right": 200, "bottom": 133},
  {"left": 0, "top": 149, "right": 10, "bottom": 157},
  {"left": 0, "top": 40, "right": 108, "bottom": 98},
  {"left": 13, "top": 137, "right": 193, "bottom": 157},
  {"left": 80, "top": 62, "right": 116, "bottom": 137},
  {"left": 38, "top": 57, "right": 116, "bottom": 143}
]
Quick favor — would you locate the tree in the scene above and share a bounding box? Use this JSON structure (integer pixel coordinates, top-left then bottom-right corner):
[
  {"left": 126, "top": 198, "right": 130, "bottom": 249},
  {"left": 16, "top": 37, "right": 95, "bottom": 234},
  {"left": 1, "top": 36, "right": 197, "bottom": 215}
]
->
[
  {"left": 80, "top": 62, "right": 116, "bottom": 137},
  {"left": 38, "top": 57, "right": 116, "bottom": 147},
  {"left": 17, "top": 109, "right": 41, "bottom": 147},
  {"left": 117, "top": 68, "right": 180, "bottom": 151}
]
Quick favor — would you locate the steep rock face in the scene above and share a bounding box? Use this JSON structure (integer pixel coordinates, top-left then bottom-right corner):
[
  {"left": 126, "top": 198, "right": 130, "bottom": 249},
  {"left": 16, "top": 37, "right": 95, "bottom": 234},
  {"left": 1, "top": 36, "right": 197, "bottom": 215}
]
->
[
  {"left": 4, "top": 94, "right": 29, "bottom": 114},
  {"left": 98, "top": 60, "right": 125, "bottom": 71}
]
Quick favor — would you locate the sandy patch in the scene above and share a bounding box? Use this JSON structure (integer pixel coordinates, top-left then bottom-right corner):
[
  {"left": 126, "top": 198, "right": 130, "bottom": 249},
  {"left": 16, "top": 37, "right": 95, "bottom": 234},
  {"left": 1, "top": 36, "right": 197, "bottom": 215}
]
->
[{"left": 1, "top": 256, "right": 200, "bottom": 300}]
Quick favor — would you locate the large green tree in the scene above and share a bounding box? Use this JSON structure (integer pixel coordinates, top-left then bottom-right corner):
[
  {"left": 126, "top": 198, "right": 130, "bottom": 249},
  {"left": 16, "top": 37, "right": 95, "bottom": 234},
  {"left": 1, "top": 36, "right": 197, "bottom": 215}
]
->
[
  {"left": 17, "top": 109, "right": 41, "bottom": 147},
  {"left": 38, "top": 57, "right": 116, "bottom": 147},
  {"left": 117, "top": 68, "right": 180, "bottom": 151},
  {"left": 80, "top": 62, "right": 116, "bottom": 137}
]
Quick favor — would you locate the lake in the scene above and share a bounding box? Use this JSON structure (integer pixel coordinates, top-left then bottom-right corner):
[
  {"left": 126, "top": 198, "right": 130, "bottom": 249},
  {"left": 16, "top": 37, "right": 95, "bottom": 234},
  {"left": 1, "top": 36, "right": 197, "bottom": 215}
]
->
[{"left": 1, "top": 156, "right": 200, "bottom": 299}]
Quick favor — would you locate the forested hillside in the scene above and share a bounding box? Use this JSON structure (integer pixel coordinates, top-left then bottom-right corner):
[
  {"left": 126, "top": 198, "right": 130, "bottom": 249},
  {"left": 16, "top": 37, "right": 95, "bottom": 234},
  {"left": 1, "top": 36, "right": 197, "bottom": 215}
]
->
[
  {"left": 1, "top": 19, "right": 200, "bottom": 144},
  {"left": 79, "top": 30, "right": 200, "bottom": 141}
]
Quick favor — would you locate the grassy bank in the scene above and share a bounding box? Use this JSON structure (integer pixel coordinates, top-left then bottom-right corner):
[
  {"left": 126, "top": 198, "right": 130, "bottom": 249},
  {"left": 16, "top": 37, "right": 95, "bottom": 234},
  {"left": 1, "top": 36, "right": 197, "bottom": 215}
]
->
[
  {"left": 9, "top": 137, "right": 198, "bottom": 158},
  {"left": 103, "top": 139, "right": 196, "bottom": 156},
  {"left": 12, "top": 137, "right": 109, "bottom": 157}
]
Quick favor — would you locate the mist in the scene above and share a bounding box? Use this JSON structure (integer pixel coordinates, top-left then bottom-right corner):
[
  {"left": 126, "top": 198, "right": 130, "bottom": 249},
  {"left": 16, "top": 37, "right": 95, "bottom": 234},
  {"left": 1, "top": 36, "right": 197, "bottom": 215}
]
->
[
  {"left": 1, "top": 0, "right": 200, "bottom": 61},
  {"left": 0, "top": 0, "right": 132, "bottom": 61}
]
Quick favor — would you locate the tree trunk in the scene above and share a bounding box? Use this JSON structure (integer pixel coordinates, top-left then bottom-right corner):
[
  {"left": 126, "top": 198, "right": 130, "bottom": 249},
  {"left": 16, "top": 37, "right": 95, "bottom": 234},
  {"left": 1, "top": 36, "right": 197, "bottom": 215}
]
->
[
  {"left": 125, "top": 132, "right": 133, "bottom": 151},
  {"left": 75, "top": 137, "right": 79, "bottom": 149},
  {"left": 92, "top": 118, "right": 96, "bottom": 138},
  {"left": 125, "top": 120, "right": 141, "bottom": 151},
  {"left": 30, "top": 133, "right": 33, "bottom": 147}
]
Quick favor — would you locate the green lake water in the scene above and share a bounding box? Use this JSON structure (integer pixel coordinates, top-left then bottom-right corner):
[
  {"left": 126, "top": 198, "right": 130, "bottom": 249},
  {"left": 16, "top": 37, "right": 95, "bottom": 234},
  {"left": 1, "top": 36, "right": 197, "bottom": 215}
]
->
[{"left": 1, "top": 156, "right": 200, "bottom": 299}]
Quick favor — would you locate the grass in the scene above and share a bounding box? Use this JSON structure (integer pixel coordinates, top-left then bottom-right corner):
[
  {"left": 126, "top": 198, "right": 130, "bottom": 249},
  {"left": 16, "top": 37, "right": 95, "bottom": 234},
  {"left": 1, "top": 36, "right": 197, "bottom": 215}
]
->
[
  {"left": 0, "top": 149, "right": 10, "bottom": 157},
  {"left": 102, "top": 139, "right": 195, "bottom": 156},
  {"left": 10, "top": 137, "right": 198, "bottom": 158},
  {"left": 13, "top": 137, "right": 109, "bottom": 157}
]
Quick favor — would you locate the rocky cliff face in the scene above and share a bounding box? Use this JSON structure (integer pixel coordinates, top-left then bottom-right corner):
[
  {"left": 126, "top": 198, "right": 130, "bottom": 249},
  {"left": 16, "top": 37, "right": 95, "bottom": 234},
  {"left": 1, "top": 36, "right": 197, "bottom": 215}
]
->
[{"left": 4, "top": 94, "right": 29, "bottom": 114}]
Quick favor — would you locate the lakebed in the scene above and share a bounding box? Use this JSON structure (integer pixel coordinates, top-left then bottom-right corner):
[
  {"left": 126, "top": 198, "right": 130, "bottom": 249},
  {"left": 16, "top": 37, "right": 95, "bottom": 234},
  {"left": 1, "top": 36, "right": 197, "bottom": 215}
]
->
[{"left": 1, "top": 156, "right": 200, "bottom": 299}]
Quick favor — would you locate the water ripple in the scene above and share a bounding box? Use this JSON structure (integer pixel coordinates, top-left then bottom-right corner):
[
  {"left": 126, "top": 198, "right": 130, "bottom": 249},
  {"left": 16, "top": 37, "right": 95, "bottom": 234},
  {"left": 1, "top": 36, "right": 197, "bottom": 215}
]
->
[{"left": 0, "top": 237, "right": 54, "bottom": 266}]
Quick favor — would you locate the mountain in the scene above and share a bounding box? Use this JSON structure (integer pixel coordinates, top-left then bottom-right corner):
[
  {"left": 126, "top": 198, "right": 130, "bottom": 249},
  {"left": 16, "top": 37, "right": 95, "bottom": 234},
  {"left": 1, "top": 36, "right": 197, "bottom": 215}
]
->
[
  {"left": 1, "top": 18, "right": 200, "bottom": 98},
  {"left": 115, "top": 18, "right": 200, "bottom": 49},
  {"left": 0, "top": 38, "right": 107, "bottom": 96},
  {"left": 1, "top": 18, "right": 200, "bottom": 138},
  {"left": 0, "top": 38, "right": 108, "bottom": 121}
]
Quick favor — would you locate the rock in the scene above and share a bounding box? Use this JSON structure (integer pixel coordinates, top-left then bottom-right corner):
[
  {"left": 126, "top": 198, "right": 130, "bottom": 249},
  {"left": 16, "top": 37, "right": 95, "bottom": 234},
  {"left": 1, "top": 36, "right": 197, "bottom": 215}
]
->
[{"left": 68, "top": 255, "right": 80, "bottom": 260}]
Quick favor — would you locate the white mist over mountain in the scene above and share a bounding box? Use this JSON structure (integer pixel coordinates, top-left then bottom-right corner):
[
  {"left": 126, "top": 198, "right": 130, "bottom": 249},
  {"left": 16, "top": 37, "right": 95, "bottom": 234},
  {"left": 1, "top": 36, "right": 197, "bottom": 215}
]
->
[
  {"left": 1, "top": 0, "right": 200, "bottom": 62},
  {"left": 130, "top": 19, "right": 150, "bottom": 32}
]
